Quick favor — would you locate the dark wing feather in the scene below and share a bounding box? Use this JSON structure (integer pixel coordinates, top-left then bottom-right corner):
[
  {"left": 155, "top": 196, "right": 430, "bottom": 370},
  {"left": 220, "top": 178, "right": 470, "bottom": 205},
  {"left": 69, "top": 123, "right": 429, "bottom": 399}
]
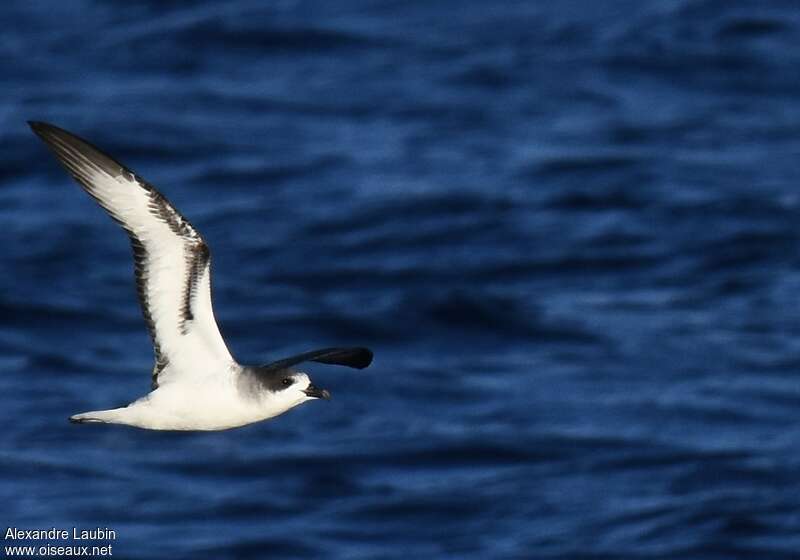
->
[
  {"left": 261, "top": 347, "right": 373, "bottom": 372},
  {"left": 29, "top": 121, "right": 233, "bottom": 387}
]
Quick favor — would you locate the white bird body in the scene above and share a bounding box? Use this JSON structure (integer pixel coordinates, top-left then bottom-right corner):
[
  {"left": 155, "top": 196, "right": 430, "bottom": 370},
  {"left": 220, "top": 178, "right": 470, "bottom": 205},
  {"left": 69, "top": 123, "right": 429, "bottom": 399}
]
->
[
  {"left": 30, "top": 121, "right": 372, "bottom": 431},
  {"left": 71, "top": 369, "right": 313, "bottom": 431}
]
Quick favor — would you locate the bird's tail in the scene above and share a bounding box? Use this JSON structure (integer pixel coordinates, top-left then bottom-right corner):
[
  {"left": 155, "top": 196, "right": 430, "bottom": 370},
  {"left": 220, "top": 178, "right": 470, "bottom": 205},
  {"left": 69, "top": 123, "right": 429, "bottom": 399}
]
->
[{"left": 69, "top": 407, "right": 128, "bottom": 425}]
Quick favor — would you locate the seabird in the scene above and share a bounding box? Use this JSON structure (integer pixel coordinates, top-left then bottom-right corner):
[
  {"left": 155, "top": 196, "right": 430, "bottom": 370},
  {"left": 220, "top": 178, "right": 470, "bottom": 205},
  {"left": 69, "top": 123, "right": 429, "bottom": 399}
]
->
[{"left": 29, "top": 121, "right": 373, "bottom": 431}]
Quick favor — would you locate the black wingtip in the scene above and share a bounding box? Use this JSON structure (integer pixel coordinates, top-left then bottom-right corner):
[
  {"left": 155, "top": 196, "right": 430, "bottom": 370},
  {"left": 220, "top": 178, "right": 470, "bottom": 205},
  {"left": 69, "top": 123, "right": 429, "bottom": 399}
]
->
[
  {"left": 28, "top": 120, "right": 47, "bottom": 135},
  {"left": 28, "top": 120, "right": 130, "bottom": 179},
  {"left": 313, "top": 347, "right": 373, "bottom": 369},
  {"left": 349, "top": 347, "right": 373, "bottom": 369},
  {"left": 28, "top": 121, "right": 67, "bottom": 142},
  {"left": 261, "top": 346, "right": 374, "bottom": 372},
  {"left": 28, "top": 120, "right": 52, "bottom": 131}
]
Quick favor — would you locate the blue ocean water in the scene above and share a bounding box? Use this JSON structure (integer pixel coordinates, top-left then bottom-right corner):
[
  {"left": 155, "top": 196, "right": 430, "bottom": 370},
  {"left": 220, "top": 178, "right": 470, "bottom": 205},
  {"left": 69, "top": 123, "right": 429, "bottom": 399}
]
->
[{"left": 2, "top": 0, "right": 800, "bottom": 558}]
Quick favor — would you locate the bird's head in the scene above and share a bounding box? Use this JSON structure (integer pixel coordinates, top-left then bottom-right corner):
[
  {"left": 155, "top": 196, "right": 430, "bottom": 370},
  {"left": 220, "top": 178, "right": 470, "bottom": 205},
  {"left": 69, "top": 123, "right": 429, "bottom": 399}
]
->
[
  {"left": 241, "top": 347, "right": 371, "bottom": 420},
  {"left": 242, "top": 368, "right": 331, "bottom": 419},
  {"left": 278, "top": 370, "right": 331, "bottom": 402}
]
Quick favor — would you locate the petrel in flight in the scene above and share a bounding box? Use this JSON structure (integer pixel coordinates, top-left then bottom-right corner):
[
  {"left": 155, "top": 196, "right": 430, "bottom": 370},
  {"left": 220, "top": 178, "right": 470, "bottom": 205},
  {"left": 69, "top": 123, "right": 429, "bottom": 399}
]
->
[{"left": 30, "top": 121, "right": 372, "bottom": 431}]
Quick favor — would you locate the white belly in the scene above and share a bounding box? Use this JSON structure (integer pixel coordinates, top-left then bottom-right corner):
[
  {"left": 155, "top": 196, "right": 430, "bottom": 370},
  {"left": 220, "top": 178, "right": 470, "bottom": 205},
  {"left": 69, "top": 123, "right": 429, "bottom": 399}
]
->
[{"left": 124, "top": 383, "right": 273, "bottom": 430}]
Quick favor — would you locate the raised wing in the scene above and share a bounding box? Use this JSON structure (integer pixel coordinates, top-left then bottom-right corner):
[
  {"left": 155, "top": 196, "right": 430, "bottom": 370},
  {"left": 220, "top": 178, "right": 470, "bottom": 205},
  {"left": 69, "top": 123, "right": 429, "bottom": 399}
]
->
[
  {"left": 261, "top": 347, "right": 373, "bottom": 373},
  {"left": 30, "top": 121, "right": 233, "bottom": 388}
]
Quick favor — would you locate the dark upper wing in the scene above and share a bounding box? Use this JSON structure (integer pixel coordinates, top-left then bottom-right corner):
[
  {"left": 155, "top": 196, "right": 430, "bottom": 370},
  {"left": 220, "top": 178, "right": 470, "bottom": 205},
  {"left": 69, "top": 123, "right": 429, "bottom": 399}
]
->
[
  {"left": 262, "top": 347, "right": 373, "bottom": 372},
  {"left": 29, "top": 121, "right": 233, "bottom": 387}
]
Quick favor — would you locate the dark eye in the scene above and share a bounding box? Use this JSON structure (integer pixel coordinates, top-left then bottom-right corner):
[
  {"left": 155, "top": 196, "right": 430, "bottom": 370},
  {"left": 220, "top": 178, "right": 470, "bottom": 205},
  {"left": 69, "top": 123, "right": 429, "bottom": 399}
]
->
[{"left": 281, "top": 378, "right": 293, "bottom": 386}]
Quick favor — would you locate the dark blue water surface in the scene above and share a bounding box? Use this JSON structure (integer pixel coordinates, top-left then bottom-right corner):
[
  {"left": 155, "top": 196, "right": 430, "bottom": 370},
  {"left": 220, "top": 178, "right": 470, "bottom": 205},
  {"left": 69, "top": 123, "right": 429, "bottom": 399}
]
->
[{"left": 2, "top": 1, "right": 800, "bottom": 558}]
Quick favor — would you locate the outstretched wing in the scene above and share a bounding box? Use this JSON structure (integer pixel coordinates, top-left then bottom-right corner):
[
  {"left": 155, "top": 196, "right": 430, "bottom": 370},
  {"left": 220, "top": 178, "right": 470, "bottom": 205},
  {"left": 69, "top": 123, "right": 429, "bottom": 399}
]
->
[
  {"left": 30, "top": 121, "right": 233, "bottom": 388},
  {"left": 261, "top": 347, "right": 373, "bottom": 373}
]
